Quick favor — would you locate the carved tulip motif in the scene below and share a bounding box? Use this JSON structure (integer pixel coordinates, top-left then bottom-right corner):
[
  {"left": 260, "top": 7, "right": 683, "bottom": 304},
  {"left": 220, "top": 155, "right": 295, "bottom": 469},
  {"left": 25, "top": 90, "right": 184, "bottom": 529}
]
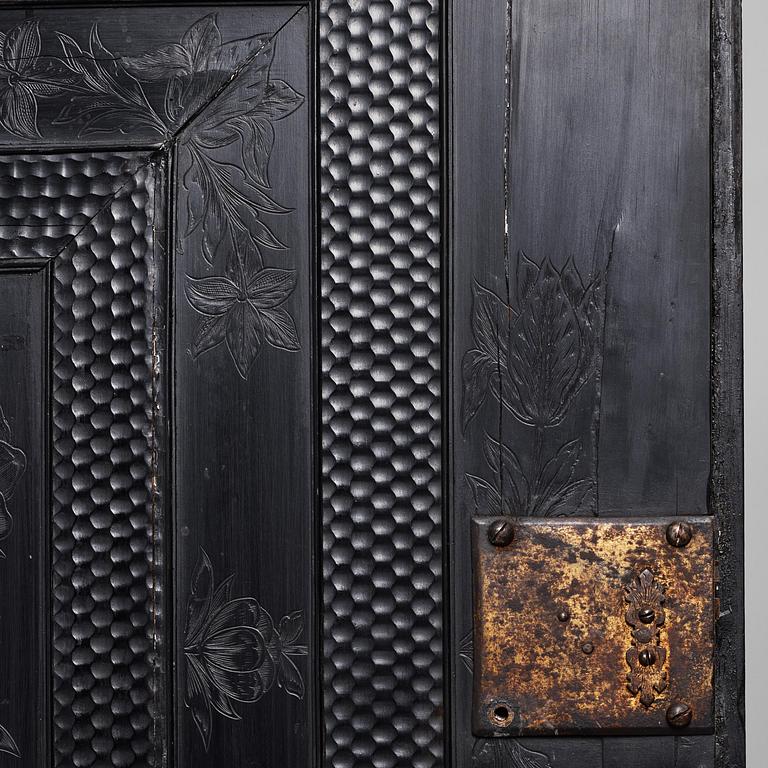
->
[
  {"left": 462, "top": 252, "right": 608, "bottom": 519},
  {"left": 184, "top": 549, "right": 307, "bottom": 750},
  {"left": 462, "top": 253, "right": 601, "bottom": 431}
]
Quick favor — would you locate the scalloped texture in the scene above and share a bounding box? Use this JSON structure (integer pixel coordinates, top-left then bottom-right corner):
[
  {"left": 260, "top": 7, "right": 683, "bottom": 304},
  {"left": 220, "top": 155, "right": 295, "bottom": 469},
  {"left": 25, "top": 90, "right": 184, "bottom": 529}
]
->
[
  {"left": 47, "top": 153, "right": 161, "bottom": 767},
  {"left": 320, "top": 2, "right": 443, "bottom": 767}
]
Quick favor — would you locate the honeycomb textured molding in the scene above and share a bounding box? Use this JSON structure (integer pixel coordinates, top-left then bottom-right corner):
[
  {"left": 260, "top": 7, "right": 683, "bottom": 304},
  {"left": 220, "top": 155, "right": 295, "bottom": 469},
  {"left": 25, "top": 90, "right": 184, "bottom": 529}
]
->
[
  {"left": 320, "top": 1, "right": 443, "bottom": 767},
  {"left": 0, "top": 153, "right": 147, "bottom": 261},
  {"left": 45, "top": 152, "right": 162, "bottom": 768}
]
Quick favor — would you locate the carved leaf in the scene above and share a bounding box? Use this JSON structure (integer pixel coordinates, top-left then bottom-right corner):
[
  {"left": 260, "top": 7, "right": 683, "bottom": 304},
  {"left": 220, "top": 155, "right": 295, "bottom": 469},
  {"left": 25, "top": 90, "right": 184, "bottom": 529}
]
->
[
  {"left": 472, "top": 739, "right": 552, "bottom": 768},
  {"left": 505, "top": 259, "right": 582, "bottom": 427},
  {"left": 213, "top": 33, "right": 273, "bottom": 75},
  {"left": 461, "top": 350, "right": 496, "bottom": 432},
  {"left": 247, "top": 268, "right": 296, "bottom": 308},
  {"left": 515, "top": 250, "right": 540, "bottom": 306},
  {"left": 3, "top": 18, "right": 40, "bottom": 65},
  {"left": 181, "top": 14, "right": 221, "bottom": 70},
  {"left": 0, "top": 723, "right": 19, "bottom": 758},
  {"left": 0, "top": 438, "right": 26, "bottom": 501},
  {"left": 261, "top": 307, "right": 300, "bottom": 351},
  {"left": 254, "top": 80, "right": 305, "bottom": 122},
  {"left": 185, "top": 550, "right": 214, "bottom": 646},
  {"left": 461, "top": 278, "right": 518, "bottom": 430},
  {"left": 186, "top": 654, "right": 213, "bottom": 751},
  {"left": 471, "top": 280, "right": 509, "bottom": 359},
  {"left": 530, "top": 439, "right": 583, "bottom": 516},
  {"left": 185, "top": 275, "right": 240, "bottom": 315},
  {"left": 122, "top": 44, "right": 192, "bottom": 79},
  {"left": 483, "top": 435, "right": 529, "bottom": 515},
  {"left": 247, "top": 216, "right": 288, "bottom": 251},
  {"left": 225, "top": 302, "right": 264, "bottom": 378},
  {"left": 0, "top": 83, "right": 40, "bottom": 138},
  {"left": 191, "top": 314, "right": 227, "bottom": 358},
  {"left": 0, "top": 494, "right": 12, "bottom": 544},
  {"left": 277, "top": 653, "right": 305, "bottom": 699},
  {"left": 465, "top": 474, "right": 502, "bottom": 518},
  {"left": 238, "top": 117, "right": 275, "bottom": 187},
  {"left": 278, "top": 610, "right": 305, "bottom": 646},
  {"left": 207, "top": 679, "right": 241, "bottom": 721}
]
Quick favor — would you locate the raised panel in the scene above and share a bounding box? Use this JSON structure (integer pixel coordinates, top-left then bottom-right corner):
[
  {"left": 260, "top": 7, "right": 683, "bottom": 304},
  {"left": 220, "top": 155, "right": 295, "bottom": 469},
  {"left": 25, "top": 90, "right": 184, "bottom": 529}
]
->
[{"left": 0, "top": 263, "right": 49, "bottom": 764}]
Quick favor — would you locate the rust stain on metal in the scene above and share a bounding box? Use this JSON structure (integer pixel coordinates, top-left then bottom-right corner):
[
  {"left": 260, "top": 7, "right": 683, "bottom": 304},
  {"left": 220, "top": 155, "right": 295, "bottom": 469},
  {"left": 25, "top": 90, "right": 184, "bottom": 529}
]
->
[{"left": 471, "top": 517, "right": 715, "bottom": 737}]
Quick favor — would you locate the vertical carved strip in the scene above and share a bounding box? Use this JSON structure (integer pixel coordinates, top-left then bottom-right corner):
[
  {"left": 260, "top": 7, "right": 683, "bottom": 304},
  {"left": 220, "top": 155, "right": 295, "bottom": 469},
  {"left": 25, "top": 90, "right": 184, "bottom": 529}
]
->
[
  {"left": 52, "top": 154, "right": 161, "bottom": 767},
  {"left": 320, "top": 1, "right": 443, "bottom": 766}
]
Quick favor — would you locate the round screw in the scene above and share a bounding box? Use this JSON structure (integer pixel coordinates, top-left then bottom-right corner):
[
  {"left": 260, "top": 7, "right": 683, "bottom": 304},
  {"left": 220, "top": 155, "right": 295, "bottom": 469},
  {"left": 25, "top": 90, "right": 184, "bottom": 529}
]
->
[
  {"left": 488, "top": 702, "right": 512, "bottom": 727},
  {"left": 581, "top": 641, "right": 594, "bottom": 655},
  {"left": 666, "top": 521, "right": 693, "bottom": 548},
  {"left": 666, "top": 702, "right": 693, "bottom": 728},
  {"left": 557, "top": 609, "right": 571, "bottom": 623},
  {"left": 488, "top": 518, "right": 514, "bottom": 547},
  {"left": 638, "top": 648, "right": 657, "bottom": 667},
  {"left": 638, "top": 608, "right": 656, "bottom": 624}
]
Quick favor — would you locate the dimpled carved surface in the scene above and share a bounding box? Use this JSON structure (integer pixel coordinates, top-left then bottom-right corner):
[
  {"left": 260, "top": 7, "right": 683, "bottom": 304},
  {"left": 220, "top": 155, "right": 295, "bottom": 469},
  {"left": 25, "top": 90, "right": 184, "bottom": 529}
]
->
[
  {"left": 0, "top": 153, "right": 140, "bottom": 261},
  {"left": 52, "top": 154, "right": 159, "bottom": 767},
  {"left": 320, "top": 2, "right": 442, "bottom": 767}
]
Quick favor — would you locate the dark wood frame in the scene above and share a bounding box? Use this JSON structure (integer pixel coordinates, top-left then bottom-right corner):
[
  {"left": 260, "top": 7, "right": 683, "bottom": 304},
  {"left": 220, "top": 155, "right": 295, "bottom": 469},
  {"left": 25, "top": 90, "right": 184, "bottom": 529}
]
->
[
  {"left": 711, "top": 1, "right": 745, "bottom": 766},
  {"left": 0, "top": 0, "right": 744, "bottom": 764}
]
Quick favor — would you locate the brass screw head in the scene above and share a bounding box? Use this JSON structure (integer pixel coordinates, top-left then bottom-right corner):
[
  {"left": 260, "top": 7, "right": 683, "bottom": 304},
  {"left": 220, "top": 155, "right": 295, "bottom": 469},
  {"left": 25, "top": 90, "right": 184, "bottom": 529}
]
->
[
  {"left": 638, "top": 648, "right": 657, "bottom": 667},
  {"left": 488, "top": 518, "right": 514, "bottom": 547},
  {"left": 581, "top": 641, "right": 595, "bottom": 655},
  {"left": 666, "top": 521, "right": 693, "bottom": 548},
  {"left": 557, "top": 609, "right": 571, "bottom": 623},
  {"left": 666, "top": 701, "right": 693, "bottom": 728}
]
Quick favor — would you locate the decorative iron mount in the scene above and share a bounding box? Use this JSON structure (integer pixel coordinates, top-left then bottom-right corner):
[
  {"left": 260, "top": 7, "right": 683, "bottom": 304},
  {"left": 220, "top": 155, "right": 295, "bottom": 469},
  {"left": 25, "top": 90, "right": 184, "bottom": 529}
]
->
[{"left": 471, "top": 517, "right": 715, "bottom": 737}]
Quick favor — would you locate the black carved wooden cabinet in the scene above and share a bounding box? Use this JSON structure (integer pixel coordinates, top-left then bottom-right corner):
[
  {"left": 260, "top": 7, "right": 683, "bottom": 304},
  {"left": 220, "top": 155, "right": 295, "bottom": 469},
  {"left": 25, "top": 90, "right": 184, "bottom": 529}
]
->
[{"left": 0, "top": 1, "right": 742, "bottom": 767}]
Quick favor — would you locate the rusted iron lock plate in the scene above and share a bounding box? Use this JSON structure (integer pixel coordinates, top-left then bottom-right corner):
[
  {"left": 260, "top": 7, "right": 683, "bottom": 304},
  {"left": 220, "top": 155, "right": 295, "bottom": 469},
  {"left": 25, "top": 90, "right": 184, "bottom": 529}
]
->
[{"left": 472, "top": 517, "right": 715, "bottom": 737}]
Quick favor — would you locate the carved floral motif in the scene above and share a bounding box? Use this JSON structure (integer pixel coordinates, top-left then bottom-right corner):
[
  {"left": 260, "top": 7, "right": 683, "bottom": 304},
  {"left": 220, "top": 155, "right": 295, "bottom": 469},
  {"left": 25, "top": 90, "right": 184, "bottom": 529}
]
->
[
  {"left": 0, "top": 404, "right": 25, "bottom": 559},
  {"left": 0, "top": 14, "right": 305, "bottom": 380},
  {"left": 462, "top": 253, "right": 602, "bottom": 432},
  {"left": 462, "top": 253, "right": 608, "bottom": 519},
  {"left": 461, "top": 250, "right": 611, "bottom": 766},
  {"left": 472, "top": 738, "right": 551, "bottom": 768},
  {"left": 0, "top": 403, "right": 24, "bottom": 757},
  {"left": 625, "top": 568, "right": 667, "bottom": 708},
  {"left": 184, "top": 549, "right": 307, "bottom": 750},
  {"left": 0, "top": 20, "right": 77, "bottom": 139},
  {"left": 185, "top": 259, "right": 300, "bottom": 379}
]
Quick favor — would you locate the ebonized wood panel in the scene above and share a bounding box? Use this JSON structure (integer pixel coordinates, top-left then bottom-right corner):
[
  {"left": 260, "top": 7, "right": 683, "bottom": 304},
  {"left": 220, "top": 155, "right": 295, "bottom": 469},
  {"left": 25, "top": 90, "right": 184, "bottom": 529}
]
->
[{"left": 449, "top": 0, "right": 718, "bottom": 765}]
